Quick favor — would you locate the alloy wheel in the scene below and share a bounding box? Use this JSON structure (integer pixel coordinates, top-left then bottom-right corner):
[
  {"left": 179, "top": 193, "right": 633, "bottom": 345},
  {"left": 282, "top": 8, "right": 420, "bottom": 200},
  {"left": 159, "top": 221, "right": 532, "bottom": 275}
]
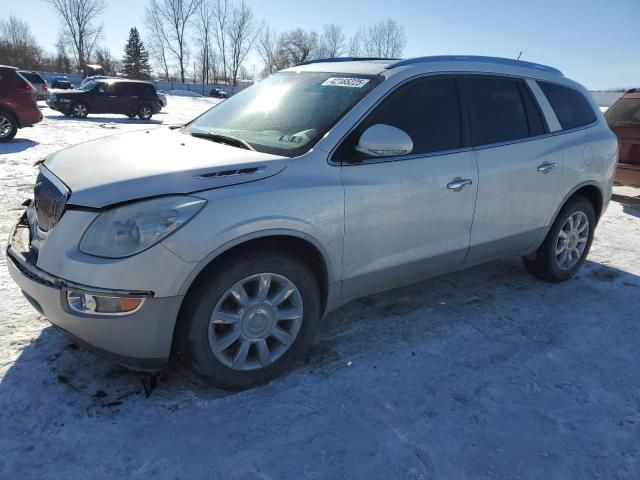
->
[
  {"left": 139, "top": 106, "right": 152, "bottom": 119},
  {"left": 0, "top": 115, "right": 13, "bottom": 138},
  {"left": 73, "top": 104, "right": 87, "bottom": 117},
  {"left": 555, "top": 211, "right": 589, "bottom": 270},
  {"left": 208, "top": 273, "right": 304, "bottom": 371}
]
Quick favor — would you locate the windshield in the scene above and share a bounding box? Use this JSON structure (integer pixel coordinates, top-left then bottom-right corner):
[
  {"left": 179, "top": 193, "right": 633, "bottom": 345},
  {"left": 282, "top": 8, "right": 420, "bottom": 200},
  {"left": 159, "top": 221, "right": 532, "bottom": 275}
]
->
[
  {"left": 186, "top": 71, "right": 381, "bottom": 156},
  {"left": 605, "top": 98, "right": 640, "bottom": 126},
  {"left": 78, "top": 80, "right": 98, "bottom": 91}
]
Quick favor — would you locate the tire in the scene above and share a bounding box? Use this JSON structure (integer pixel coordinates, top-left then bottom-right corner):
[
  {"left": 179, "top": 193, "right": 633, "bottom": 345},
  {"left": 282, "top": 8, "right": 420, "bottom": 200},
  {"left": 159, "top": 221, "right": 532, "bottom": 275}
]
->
[
  {"left": 138, "top": 104, "right": 153, "bottom": 120},
  {"left": 71, "top": 102, "right": 88, "bottom": 118},
  {"left": 523, "top": 195, "right": 596, "bottom": 282},
  {"left": 0, "top": 111, "right": 18, "bottom": 142},
  {"left": 179, "top": 249, "right": 321, "bottom": 390}
]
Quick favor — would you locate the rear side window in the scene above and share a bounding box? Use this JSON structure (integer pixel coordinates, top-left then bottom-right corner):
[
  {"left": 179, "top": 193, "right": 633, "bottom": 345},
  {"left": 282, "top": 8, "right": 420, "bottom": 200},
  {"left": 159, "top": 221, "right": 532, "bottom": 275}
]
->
[
  {"left": 604, "top": 97, "right": 640, "bottom": 126},
  {"left": 357, "top": 77, "right": 463, "bottom": 156},
  {"left": 465, "top": 77, "right": 531, "bottom": 145},
  {"left": 538, "top": 81, "right": 596, "bottom": 130},
  {"left": 20, "top": 72, "right": 44, "bottom": 84}
]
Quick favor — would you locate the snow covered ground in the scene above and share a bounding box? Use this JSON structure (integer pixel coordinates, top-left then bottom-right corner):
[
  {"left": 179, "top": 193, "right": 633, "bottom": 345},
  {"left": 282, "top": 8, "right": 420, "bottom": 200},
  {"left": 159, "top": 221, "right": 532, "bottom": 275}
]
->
[{"left": 1, "top": 96, "right": 640, "bottom": 479}]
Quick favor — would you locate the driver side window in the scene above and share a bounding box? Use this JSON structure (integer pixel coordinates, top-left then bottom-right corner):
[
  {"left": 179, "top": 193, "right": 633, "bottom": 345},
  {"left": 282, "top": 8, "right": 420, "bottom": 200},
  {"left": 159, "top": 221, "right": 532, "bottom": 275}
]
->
[{"left": 342, "top": 77, "right": 463, "bottom": 162}]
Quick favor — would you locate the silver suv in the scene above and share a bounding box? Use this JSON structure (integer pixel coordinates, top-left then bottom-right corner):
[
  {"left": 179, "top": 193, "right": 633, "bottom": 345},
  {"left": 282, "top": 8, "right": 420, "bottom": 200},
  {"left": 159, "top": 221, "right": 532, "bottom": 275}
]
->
[{"left": 7, "top": 56, "right": 617, "bottom": 389}]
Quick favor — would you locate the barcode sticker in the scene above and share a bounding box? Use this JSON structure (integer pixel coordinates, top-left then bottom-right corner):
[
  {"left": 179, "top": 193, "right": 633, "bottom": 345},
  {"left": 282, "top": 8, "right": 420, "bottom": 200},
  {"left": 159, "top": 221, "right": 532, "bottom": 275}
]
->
[{"left": 321, "top": 77, "right": 370, "bottom": 88}]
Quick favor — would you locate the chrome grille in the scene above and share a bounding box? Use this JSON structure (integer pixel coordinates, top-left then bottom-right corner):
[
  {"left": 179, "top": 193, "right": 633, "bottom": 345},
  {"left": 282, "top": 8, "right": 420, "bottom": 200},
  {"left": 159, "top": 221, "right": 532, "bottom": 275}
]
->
[{"left": 33, "top": 170, "right": 68, "bottom": 231}]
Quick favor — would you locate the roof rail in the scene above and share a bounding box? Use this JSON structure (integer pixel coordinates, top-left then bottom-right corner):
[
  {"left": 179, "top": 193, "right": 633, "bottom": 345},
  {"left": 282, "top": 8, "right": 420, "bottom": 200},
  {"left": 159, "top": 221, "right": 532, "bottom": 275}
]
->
[
  {"left": 294, "top": 57, "right": 399, "bottom": 67},
  {"left": 385, "top": 55, "right": 563, "bottom": 76}
]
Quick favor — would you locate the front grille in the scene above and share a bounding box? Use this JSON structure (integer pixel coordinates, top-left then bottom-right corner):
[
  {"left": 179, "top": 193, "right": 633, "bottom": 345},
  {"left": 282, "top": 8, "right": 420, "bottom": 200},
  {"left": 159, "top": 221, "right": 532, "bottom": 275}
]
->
[{"left": 33, "top": 170, "right": 68, "bottom": 231}]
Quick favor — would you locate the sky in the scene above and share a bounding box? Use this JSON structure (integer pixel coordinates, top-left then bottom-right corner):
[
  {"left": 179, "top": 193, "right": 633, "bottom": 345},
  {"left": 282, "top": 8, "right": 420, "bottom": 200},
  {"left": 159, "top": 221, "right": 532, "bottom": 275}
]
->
[{"left": 3, "top": 0, "right": 639, "bottom": 90}]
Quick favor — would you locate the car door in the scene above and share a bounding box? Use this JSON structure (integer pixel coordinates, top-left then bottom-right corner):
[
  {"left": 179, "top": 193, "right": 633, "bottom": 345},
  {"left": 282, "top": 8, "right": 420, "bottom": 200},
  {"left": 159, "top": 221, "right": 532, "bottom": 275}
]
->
[
  {"left": 339, "top": 76, "right": 478, "bottom": 300},
  {"left": 462, "top": 76, "right": 564, "bottom": 263},
  {"left": 109, "top": 83, "right": 132, "bottom": 114}
]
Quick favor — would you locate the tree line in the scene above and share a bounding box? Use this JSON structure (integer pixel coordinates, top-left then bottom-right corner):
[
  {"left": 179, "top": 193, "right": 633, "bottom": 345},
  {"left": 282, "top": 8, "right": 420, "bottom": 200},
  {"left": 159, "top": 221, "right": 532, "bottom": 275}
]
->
[{"left": 0, "top": 0, "right": 407, "bottom": 86}]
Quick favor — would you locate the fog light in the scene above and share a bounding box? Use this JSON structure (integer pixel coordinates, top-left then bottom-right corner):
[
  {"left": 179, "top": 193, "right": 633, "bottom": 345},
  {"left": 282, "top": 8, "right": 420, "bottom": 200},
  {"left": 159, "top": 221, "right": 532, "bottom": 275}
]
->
[{"left": 66, "top": 291, "right": 144, "bottom": 316}]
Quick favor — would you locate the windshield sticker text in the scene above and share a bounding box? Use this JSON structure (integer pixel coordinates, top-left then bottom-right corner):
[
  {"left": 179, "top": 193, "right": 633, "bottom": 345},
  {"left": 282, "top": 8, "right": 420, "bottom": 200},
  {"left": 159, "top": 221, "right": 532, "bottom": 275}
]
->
[{"left": 321, "top": 77, "right": 370, "bottom": 88}]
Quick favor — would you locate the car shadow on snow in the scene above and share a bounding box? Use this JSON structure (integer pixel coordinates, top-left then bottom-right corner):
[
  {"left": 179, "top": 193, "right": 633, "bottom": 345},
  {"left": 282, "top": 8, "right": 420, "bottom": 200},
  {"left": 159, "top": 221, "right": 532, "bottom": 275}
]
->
[
  {"left": 44, "top": 113, "right": 162, "bottom": 125},
  {"left": 0, "top": 139, "right": 39, "bottom": 154},
  {"left": 1, "top": 256, "right": 640, "bottom": 419}
]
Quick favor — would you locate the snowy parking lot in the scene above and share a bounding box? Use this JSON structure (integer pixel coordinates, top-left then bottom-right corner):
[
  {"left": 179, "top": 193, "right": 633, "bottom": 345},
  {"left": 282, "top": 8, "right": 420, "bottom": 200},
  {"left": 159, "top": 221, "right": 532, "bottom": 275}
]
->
[{"left": 1, "top": 96, "right": 640, "bottom": 479}]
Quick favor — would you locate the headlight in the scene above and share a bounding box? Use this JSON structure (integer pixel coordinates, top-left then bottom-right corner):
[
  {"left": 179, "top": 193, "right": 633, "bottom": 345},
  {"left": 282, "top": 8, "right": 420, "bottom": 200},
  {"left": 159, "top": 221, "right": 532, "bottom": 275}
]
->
[{"left": 79, "top": 196, "right": 206, "bottom": 258}]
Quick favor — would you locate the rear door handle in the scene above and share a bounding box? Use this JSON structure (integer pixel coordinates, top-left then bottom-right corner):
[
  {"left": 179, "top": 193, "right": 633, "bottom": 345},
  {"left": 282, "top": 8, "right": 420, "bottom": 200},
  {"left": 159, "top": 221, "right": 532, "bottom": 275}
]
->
[
  {"left": 537, "top": 162, "right": 557, "bottom": 174},
  {"left": 447, "top": 178, "right": 473, "bottom": 192}
]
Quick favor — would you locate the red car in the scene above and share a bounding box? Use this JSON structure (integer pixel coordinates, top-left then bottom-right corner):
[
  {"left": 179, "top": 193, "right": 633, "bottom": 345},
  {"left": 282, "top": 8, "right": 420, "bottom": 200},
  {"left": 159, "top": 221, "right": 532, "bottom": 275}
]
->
[
  {"left": 0, "top": 65, "right": 43, "bottom": 142},
  {"left": 605, "top": 88, "right": 640, "bottom": 187}
]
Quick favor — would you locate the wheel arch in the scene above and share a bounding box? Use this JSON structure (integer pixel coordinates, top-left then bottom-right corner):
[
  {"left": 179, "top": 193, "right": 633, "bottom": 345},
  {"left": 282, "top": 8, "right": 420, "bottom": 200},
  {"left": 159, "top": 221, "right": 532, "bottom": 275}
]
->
[
  {"left": 551, "top": 181, "right": 604, "bottom": 226},
  {"left": 172, "top": 231, "right": 333, "bottom": 350},
  {"left": 0, "top": 106, "right": 20, "bottom": 127}
]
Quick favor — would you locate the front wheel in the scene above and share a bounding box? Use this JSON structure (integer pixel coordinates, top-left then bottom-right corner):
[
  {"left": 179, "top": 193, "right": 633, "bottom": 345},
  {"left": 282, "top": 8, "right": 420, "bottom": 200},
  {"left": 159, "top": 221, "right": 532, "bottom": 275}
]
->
[
  {"left": 179, "top": 250, "right": 321, "bottom": 389},
  {"left": 524, "top": 195, "right": 596, "bottom": 282},
  {"left": 138, "top": 104, "right": 153, "bottom": 120},
  {"left": 0, "top": 111, "right": 18, "bottom": 142}
]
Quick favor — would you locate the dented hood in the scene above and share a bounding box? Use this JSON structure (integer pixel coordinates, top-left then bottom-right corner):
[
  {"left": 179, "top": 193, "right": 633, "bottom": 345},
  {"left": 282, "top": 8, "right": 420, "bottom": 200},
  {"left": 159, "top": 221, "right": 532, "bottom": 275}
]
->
[{"left": 44, "top": 128, "right": 288, "bottom": 208}]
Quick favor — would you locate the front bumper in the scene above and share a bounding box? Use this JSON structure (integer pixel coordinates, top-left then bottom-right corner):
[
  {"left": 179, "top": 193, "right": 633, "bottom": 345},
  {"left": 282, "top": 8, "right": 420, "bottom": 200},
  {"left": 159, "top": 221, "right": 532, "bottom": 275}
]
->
[{"left": 6, "top": 217, "right": 181, "bottom": 371}]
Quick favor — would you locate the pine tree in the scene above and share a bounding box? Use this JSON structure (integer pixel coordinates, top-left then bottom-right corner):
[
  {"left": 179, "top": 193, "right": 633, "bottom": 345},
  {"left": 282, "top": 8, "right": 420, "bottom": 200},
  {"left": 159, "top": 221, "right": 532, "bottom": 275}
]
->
[{"left": 122, "top": 27, "right": 151, "bottom": 79}]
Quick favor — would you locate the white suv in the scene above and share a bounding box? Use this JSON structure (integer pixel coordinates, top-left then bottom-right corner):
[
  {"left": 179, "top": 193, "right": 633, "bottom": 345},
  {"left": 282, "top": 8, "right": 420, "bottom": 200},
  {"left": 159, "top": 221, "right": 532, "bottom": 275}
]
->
[{"left": 7, "top": 56, "right": 617, "bottom": 389}]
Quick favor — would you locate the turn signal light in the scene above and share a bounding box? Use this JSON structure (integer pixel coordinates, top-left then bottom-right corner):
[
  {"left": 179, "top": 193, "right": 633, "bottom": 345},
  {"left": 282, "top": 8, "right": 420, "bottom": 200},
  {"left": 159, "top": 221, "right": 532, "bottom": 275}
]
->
[{"left": 66, "top": 291, "right": 144, "bottom": 316}]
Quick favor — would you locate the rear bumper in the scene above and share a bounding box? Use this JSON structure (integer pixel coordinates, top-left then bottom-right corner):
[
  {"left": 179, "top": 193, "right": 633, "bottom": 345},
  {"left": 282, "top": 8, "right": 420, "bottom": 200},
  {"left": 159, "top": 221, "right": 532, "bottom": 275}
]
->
[
  {"left": 615, "top": 163, "right": 640, "bottom": 188},
  {"left": 18, "top": 108, "right": 42, "bottom": 127},
  {"left": 6, "top": 219, "right": 181, "bottom": 371}
]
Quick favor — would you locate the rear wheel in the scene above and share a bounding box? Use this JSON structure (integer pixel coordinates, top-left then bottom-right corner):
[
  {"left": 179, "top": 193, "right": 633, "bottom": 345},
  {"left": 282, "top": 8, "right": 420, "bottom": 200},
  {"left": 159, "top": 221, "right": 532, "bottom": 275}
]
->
[
  {"left": 138, "top": 104, "right": 153, "bottom": 120},
  {"left": 179, "top": 250, "right": 321, "bottom": 390},
  {"left": 524, "top": 195, "right": 596, "bottom": 282},
  {"left": 71, "top": 103, "right": 88, "bottom": 118},
  {"left": 0, "top": 111, "right": 17, "bottom": 142}
]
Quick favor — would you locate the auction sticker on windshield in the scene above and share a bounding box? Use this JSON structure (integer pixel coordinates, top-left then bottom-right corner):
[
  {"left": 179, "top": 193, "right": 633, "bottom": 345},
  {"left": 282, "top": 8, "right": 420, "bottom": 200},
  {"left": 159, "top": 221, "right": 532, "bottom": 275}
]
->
[{"left": 321, "top": 77, "right": 370, "bottom": 88}]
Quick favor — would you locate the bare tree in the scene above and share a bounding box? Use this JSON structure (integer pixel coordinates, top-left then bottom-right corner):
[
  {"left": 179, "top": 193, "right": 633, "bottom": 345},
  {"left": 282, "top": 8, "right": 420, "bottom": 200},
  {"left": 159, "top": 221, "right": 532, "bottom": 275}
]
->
[
  {"left": 362, "top": 19, "right": 406, "bottom": 58},
  {"left": 45, "top": 0, "right": 106, "bottom": 71},
  {"left": 256, "top": 25, "right": 281, "bottom": 77},
  {"left": 317, "top": 24, "right": 346, "bottom": 58},
  {"left": 0, "top": 16, "right": 43, "bottom": 69},
  {"left": 145, "top": 7, "right": 172, "bottom": 79},
  {"left": 94, "top": 46, "right": 120, "bottom": 75},
  {"left": 348, "top": 27, "right": 365, "bottom": 56},
  {"left": 226, "top": 1, "right": 258, "bottom": 86},
  {"left": 212, "top": 0, "right": 230, "bottom": 83},
  {"left": 281, "top": 28, "right": 318, "bottom": 65},
  {"left": 145, "top": 0, "right": 201, "bottom": 83},
  {"left": 195, "top": 0, "right": 215, "bottom": 84}
]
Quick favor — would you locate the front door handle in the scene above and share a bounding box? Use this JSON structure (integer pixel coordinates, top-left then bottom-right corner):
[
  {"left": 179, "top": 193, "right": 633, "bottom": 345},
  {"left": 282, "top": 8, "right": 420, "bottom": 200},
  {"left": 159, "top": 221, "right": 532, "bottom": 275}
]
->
[
  {"left": 447, "top": 178, "right": 473, "bottom": 192},
  {"left": 537, "top": 162, "right": 557, "bottom": 174}
]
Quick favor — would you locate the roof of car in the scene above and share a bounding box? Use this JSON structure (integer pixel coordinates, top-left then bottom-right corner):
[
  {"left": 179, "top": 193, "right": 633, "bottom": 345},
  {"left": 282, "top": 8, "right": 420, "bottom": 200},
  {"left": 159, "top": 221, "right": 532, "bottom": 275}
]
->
[
  {"left": 286, "top": 55, "right": 565, "bottom": 81},
  {"left": 0, "top": 65, "right": 18, "bottom": 70},
  {"left": 95, "top": 78, "right": 153, "bottom": 84}
]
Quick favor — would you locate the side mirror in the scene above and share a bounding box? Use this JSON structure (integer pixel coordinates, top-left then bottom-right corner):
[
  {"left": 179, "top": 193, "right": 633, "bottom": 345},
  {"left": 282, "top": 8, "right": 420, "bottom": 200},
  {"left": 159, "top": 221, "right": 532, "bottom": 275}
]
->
[{"left": 355, "top": 124, "right": 413, "bottom": 157}]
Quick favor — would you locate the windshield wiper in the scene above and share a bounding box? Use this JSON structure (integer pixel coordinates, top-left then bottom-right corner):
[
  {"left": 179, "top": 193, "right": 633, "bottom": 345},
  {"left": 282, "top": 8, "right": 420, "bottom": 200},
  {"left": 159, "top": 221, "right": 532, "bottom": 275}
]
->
[{"left": 190, "top": 131, "right": 255, "bottom": 151}]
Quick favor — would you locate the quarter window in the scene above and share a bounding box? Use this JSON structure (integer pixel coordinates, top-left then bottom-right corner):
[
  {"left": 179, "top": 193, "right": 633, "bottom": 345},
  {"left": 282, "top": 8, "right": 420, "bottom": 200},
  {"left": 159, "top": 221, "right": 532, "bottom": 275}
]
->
[
  {"left": 465, "top": 77, "right": 531, "bottom": 146},
  {"left": 538, "top": 81, "right": 596, "bottom": 130},
  {"left": 353, "top": 77, "right": 463, "bottom": 158}
]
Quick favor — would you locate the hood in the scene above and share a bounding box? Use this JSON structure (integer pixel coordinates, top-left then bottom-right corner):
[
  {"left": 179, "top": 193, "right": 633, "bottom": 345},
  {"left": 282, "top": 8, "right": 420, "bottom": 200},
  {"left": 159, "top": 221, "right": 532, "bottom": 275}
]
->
[{"left": 44, "top": 128, "right": 288, "bottom": 208}]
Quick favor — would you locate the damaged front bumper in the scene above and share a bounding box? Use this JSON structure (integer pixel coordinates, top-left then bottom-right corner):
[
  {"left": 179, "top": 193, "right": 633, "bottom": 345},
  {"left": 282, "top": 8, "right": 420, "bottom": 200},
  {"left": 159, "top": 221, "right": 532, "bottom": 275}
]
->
[{"left": 5, "top": 214, "right": 180, "bottom": 371}]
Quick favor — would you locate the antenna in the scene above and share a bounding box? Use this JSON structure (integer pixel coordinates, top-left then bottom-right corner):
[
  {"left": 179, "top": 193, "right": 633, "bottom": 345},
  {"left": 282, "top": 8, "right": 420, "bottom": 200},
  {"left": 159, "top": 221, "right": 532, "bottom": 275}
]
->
[{"left": 517, "top": 51, "right": 523, "bottom": 60}]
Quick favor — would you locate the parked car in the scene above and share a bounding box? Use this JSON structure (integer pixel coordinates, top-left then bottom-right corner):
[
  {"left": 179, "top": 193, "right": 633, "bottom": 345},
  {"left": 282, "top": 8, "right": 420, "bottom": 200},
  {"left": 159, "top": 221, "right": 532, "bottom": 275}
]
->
[
  {"left": 50, "top": 76, "right": 73, "bottom": 89},
  {"left": 47, "top": 78, "right": 161, "bottom": 120},
  {"left": 0, "top": 65, "right": 42, "bottom": 141},
  {"left": 157, "top": 90, "right": 167, "bottom": 108},
  {"left": 17, "top": 71, "right": 49, "bottom": 100},
  {"left": 209, "top": 88, "right": 229, "bottom": 98},
  {"left": 7, "top": 56, "right": 617, "bottom": 388},
  {"left": 604, "top": 88, "right": 640, "bottom": 187}
]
